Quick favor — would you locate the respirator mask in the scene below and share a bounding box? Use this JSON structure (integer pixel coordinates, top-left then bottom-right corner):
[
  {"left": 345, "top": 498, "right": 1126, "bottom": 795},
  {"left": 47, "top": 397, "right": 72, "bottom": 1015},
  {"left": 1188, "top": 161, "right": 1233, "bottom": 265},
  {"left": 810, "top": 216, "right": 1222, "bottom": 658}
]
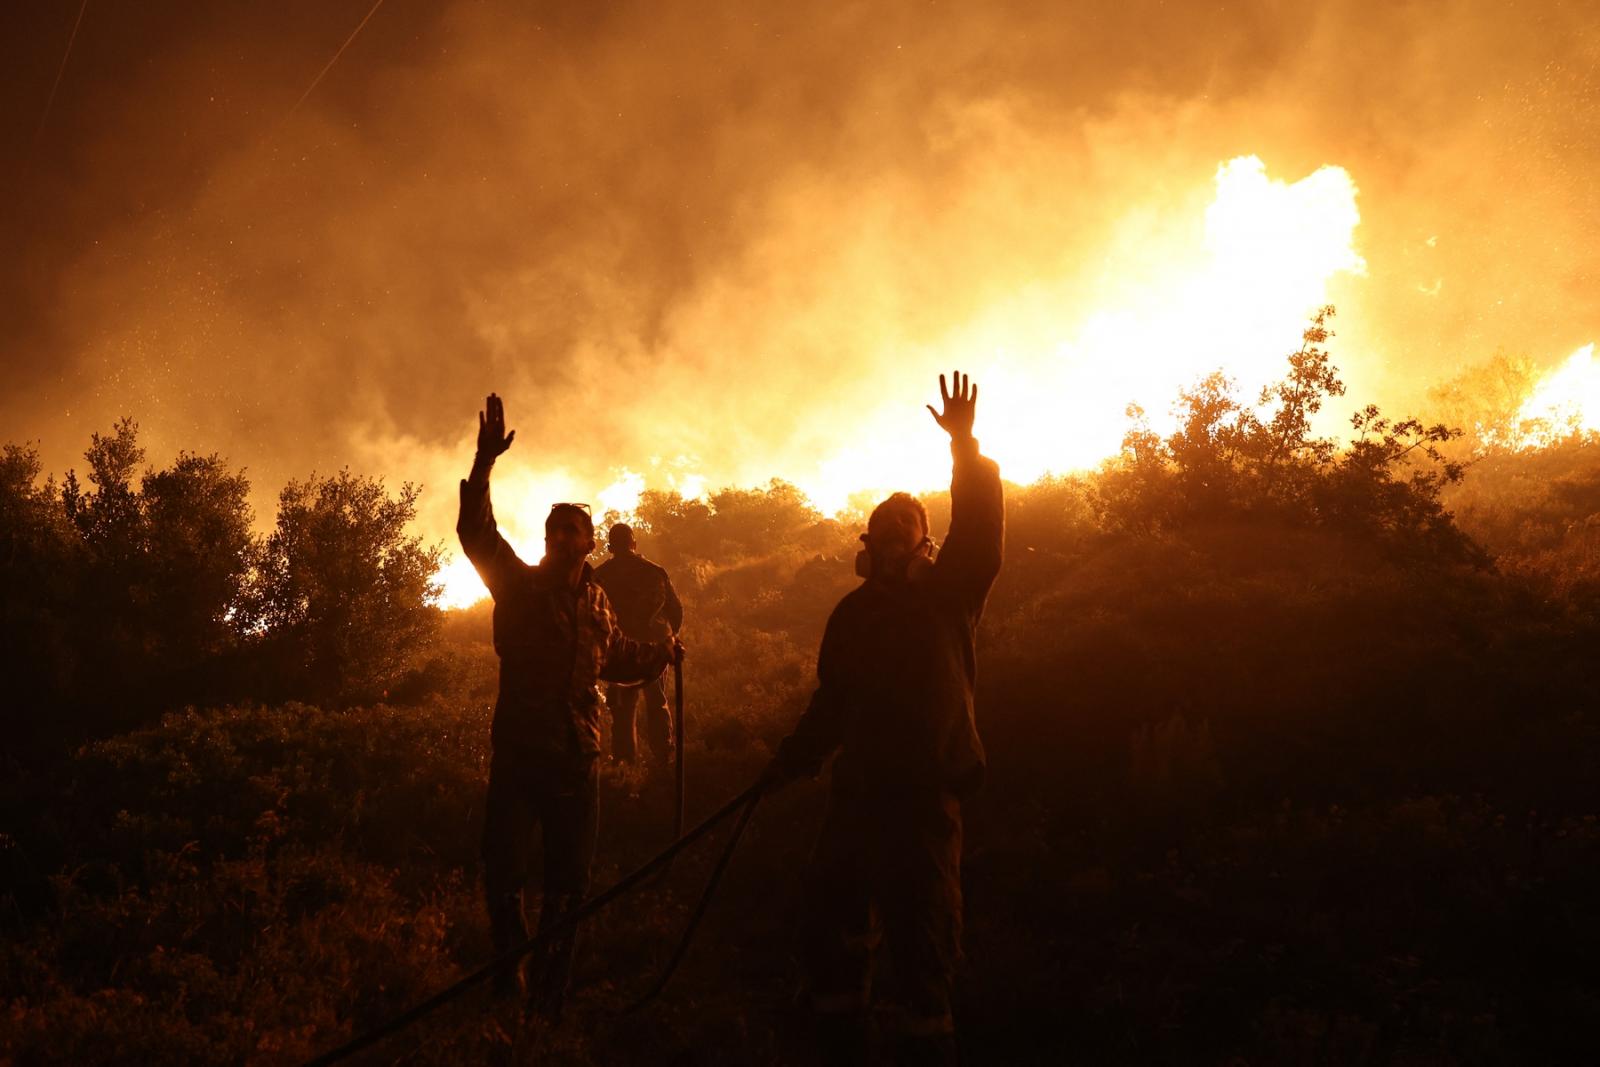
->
[{"left": 854, "top": 533, "right": 936, "bottom": 581}]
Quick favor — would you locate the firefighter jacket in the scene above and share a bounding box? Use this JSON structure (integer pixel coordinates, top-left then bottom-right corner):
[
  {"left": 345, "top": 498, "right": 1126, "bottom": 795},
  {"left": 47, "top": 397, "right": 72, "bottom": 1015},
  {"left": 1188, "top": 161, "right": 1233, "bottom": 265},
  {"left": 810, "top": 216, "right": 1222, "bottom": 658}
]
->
[
  {"left": 594, "top": 551, "right": 683, "bottom": 640},
  {"left": 458, "top": 471, "right": 673, "bottom": 761},
  {"left": 776, "top": 436, "right": 1003, "bottom": 797}
]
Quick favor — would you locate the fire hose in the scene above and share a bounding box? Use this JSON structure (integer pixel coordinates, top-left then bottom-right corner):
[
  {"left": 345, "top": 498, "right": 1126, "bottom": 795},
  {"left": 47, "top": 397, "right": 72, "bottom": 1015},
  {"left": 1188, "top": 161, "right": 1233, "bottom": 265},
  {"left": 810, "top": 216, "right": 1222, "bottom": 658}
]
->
[
  {"left": 625, "top": 765, "right": 761, "bottom": 1014},
  {"left": 303, "top": 777, "right": 767, "bottom": 1067}
]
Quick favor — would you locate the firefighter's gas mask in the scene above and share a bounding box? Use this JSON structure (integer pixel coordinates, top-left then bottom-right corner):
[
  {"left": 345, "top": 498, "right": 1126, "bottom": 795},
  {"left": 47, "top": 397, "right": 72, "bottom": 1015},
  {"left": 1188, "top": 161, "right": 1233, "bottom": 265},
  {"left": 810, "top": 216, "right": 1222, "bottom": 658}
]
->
[{"left": 854, "top": 532, "right": 936, "bottom": 581}]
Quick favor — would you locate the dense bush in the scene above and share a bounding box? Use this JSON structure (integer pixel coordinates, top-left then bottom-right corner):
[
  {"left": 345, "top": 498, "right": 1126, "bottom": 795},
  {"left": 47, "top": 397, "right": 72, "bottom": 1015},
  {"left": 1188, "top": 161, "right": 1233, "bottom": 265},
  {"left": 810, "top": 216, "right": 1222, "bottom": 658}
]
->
[
  {"left": 241, "top": 472, "right": 443, "bottom": 706},
  {"left": 0, "top": 442, "right": 84, "bottom": 734},
  {"left": 1099, "top": 309, "right": 1480, "bottom": 566},
  {"left": 1, "top": 425, "right": 444, "bottom": 744}
]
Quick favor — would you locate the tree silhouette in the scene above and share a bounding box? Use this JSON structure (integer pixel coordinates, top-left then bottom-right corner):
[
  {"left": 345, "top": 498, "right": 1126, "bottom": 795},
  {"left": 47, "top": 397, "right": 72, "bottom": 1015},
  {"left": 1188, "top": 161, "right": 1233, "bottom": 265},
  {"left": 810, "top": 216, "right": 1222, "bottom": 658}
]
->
[
  {"left": 19, "top": 421, "right": 258, "bottom": 730},
  {"left": 1, "top": 442, "right": 82, "bottom": 733},
  {"left": 1099, "top": 308, "right": 1480, "bottom": 565},
  {"left": 242, "top": 470, "right": 442, "bottom": 704}
]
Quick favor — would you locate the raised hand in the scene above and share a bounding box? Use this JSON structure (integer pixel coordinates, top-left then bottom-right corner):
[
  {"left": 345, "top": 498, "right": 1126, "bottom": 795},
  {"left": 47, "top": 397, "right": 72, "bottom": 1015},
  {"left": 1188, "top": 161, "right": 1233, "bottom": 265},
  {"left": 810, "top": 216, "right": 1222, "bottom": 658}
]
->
[
  {"left": 477, "top": 393, "right": 516, "bottom": 458},
  {"left": 926, "top": 370, "right": 978, "bottom": 440}
]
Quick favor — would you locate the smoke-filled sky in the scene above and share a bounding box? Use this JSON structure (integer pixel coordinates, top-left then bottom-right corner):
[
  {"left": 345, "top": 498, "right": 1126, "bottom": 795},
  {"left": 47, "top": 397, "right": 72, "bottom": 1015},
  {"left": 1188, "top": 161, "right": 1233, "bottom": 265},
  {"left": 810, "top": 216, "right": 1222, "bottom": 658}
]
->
[{"left": 4, "top": 0, "right": 1599, "bottom": 558}]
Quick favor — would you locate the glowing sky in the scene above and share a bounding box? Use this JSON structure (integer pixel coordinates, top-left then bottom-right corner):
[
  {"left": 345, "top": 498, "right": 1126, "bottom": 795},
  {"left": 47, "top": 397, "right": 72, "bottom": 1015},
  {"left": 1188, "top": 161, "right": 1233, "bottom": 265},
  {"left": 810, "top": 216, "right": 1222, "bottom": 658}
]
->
[{"left": 4, "top": 0, "right": 1598, "bottom": 605}]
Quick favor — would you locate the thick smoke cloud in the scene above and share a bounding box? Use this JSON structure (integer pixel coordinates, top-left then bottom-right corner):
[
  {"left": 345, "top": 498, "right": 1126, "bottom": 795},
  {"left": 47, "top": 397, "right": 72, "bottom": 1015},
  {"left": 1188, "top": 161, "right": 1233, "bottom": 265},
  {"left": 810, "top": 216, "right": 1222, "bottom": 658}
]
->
[{"left": 3, "top": 0, "right": 1597, "bottom": 547}]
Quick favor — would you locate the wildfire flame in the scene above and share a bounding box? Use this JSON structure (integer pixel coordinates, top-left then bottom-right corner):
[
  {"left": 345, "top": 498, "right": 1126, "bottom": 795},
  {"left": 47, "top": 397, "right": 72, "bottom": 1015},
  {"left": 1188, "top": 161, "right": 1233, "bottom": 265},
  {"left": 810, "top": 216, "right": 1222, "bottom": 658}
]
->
[
  {"left": 434, "top": 554, "right": 489, "bottom": 611},
  {"left": 1499, "top": 344, "right": 1600, "bottom": 449},
  {"left": 434, "top": 155, "right": 1366, "bottom": 609},
  {"left": 787, "top": 155, "right": 1365, "bottom": 512},
  {"left": 431, "top": 465, "right": 696, "bottom": 610}
]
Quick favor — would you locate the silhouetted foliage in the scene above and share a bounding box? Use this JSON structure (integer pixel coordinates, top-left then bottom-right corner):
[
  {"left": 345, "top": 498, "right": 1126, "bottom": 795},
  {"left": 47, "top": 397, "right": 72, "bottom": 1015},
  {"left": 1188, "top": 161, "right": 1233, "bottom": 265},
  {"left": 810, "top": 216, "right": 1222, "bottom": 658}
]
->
[
  {"left": 1099, "top": 309, "right": 1481, "bottom": 565},
  {"left": 241, "top": 470, "right": 443, "bottom": 705},
  {"left": 4, "top": 422, "right": 257, "bottom": 737},
  {"left": 2, "top": 426, "right": 451, "bottom": 741},
  {"left": 0, "top": 442, "right": 83, "bottom": 731},
  {"left": 1424, "top": 353, "right": 1600, "bottom": 599},
  {"left": 140, "top": 453, "right": 256, "bottom": 657},
  {"left": 636, "top": 479, "right": 838, "bottom": 571}
]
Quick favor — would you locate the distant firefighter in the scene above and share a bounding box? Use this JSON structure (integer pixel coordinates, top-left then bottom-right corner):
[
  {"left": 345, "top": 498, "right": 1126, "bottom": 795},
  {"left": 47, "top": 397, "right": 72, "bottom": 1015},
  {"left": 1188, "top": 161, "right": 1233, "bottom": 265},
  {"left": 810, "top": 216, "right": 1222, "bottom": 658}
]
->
[
  {"left": 594, "top": 522, "right": 684, "bottom": 768},
  {"left": 765, "top": 372, "right": 1003, "bottom": 1066},
  {"left": 457, "top": 393, "right": 681, "bottom": 1021}
]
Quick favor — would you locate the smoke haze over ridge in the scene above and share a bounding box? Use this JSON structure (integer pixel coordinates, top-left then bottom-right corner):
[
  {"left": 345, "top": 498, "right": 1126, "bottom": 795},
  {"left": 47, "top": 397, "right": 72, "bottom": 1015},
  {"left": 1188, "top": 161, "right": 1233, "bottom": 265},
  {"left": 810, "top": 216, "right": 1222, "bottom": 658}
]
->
[{"left": 3, "top": 0, "right": 1598, "bottom": 550}]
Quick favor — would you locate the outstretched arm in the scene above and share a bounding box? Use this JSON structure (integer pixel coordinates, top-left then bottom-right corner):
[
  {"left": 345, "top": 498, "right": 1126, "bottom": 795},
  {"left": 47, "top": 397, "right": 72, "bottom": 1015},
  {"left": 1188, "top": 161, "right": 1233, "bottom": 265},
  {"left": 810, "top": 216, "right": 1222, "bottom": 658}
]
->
[
  {"left": 929, "top": 371, "right": 1004, "bottom": 613},
  {"left": 457, "top": 393, "right": 528, "bottom": 599}
]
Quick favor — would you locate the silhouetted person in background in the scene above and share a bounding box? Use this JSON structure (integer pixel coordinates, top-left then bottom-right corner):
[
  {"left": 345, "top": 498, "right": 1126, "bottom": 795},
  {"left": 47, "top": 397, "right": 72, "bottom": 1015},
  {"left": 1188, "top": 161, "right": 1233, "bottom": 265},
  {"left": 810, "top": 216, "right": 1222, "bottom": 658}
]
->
[
  {"left": 458, "top": 393, "right": 681, "bottom": 1021},
  {"left": 765, "top": 372, "right": 1003, "bottom": 1067},
  {"left": 594, "top": 522, "right": 683, "bottom": 768}
]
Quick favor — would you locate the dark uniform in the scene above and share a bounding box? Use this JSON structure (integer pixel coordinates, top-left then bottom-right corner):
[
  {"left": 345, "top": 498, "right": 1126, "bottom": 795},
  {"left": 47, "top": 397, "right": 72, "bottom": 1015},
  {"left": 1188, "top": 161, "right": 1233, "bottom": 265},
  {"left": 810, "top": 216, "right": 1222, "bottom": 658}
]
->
[
  {"left": 458, "top": 476, "right": 672, "bottom": 1014},
  {"left": 593, "top": 549, "right": 683, "bottom": 764},
  {"left": 774, "top": 436, "right": 1003, "bottom": 1056}
]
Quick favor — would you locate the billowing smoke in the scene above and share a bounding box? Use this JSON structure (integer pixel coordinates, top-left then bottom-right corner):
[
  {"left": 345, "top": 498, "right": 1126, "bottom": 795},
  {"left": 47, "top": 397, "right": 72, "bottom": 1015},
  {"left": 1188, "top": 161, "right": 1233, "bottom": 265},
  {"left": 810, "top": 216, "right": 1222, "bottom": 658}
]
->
[{"left": 4, "top": 0, "right": 1598, "bottom": 565}]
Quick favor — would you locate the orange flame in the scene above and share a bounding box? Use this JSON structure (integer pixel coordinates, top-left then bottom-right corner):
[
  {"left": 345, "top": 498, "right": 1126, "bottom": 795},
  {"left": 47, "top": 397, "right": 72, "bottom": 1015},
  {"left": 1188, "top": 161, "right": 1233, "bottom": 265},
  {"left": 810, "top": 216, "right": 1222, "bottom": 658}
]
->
[
  {"left": 435, "top": 155, "right": 1366, "bottom": 609},
  {"left": 1496, "top": 344, "right": 1600, "bottom": 449}
]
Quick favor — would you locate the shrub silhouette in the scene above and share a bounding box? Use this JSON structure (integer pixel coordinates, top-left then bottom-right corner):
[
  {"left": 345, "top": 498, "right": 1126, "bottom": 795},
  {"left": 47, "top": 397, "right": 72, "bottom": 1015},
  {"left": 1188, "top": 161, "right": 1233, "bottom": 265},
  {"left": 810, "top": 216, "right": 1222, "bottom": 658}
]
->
[
  {"left": 240, "top": 470, "right": 443, "bottom": 706},
  {"left": 1100, "top": 309, "right": 1480, "bottom": 566},
  {"left": 3, "top": 429, "right": 447, "bottom": 741},
  {"left": 6, "top": 421, "right": 256, "bottom": 738}
]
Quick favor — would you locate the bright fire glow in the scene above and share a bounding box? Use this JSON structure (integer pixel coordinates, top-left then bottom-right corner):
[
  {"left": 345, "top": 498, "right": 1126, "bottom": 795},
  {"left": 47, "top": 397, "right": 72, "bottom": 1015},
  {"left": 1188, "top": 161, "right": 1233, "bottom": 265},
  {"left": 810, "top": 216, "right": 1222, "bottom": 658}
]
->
[
  {"left": 433, "top": 554, "right": 487, "bottom": 611},
  {"left": 788, "top": 155, "right": 1366, "bottom": 512},
  {"left": 436, "top": 155, "right": 1366, "bottom": 607},
  {"left": 1500, "top": 344, "right": 1600, "bottom": 449},
  {"left": 597, "top": 469, "right": 646, "bottom": 518},
  {"left": 431, "top": 464, "right": 585, "bottom": 610},
  {"left": 432, "top": 465, "right": 666, "bottom": 609},
  {"left": 674, "top": 473, "right": 708, "bottom": 501}
]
